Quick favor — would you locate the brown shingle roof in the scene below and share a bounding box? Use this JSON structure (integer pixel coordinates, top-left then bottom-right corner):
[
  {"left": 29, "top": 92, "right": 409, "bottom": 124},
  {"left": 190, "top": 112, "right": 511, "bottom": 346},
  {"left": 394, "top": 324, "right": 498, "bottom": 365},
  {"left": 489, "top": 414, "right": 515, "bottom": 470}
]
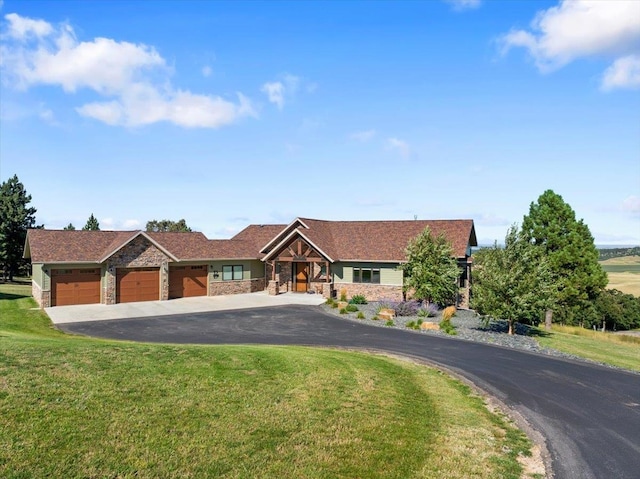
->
[{"left": 25, "top": 219, "right": 476, "bottom": 265}]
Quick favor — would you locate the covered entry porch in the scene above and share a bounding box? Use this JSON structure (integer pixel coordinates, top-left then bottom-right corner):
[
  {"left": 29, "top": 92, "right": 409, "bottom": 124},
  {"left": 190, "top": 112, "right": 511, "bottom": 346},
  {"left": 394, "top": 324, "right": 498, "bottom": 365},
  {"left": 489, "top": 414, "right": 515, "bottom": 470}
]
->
[{"left": 264, "top": 237, "right": 333, "bottom": 298}]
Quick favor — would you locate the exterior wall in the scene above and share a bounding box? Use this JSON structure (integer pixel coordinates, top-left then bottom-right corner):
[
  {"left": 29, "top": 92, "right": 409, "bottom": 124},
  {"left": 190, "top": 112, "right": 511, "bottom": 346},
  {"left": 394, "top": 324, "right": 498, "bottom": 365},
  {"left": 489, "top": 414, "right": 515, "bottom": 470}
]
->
[
  {"left": 209, "top": 260, "right": 265, "bottom": 283},
  {"left": 335, "top": 283, "right": 403, "bottom": 302},
  {"left": 332, "top": 262, "right": 403, "bottom": 286},
  {"left": 209, "top": 278, "right": 266, "bottom": 296},
  {"left": 104, "top": 236, "right": 171, "bottom": 304}
]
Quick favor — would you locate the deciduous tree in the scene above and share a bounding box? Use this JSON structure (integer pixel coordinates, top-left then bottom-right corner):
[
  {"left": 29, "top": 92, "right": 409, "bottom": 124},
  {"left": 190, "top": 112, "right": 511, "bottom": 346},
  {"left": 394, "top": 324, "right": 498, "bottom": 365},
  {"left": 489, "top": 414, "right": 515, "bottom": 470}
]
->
[
  {"left": 0, "top": 175, "right": 37, "bottom": 281},
  {"left": 521, "top": 190, "right": 607, "bottom": 324},
  {"left": 63, "top": 223, "right": 76, "bottom": 230},
  {"left": 145, "top": 219, "right": 192, "bottom": 232},
  {"left": 472, "top": 226, "right": 553, "bottom": 335},
  {"left": 400, "top": 227, "right": 459, "bottom": 306}
]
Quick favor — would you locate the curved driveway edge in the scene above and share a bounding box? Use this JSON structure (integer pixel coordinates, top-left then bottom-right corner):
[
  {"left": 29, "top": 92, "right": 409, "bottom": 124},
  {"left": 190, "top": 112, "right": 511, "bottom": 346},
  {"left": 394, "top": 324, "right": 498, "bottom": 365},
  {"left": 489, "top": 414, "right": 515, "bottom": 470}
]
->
[{"left": 59, "top": 305, "right": 640, "bottom": 479}]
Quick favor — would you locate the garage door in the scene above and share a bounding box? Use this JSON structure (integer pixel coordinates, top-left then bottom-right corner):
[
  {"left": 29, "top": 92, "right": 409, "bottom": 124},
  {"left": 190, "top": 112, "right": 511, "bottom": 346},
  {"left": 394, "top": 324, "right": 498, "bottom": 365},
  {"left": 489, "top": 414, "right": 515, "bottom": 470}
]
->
[
  {"left": 51, "top": 268, "right": 101, "bottom": 306},
  {"left": 116, "top": 268, "right": 160, "bottom": 303},
  {"left": 169, "top": 265, "right": 208, "bottom": 299}
]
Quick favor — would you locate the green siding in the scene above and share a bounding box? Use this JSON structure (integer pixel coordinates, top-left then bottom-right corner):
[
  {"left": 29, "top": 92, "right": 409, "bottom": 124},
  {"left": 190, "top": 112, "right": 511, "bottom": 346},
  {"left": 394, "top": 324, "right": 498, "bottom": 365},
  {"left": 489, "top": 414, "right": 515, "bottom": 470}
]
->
[
  {"left": 31, "top": 263, "right": 44, "bottom": 289},
  {"left": 333, "top": 262, "right": 403, "bottom": 286},
  {"left": 209, "top": 260, "right": 264, "bottom": 282}
]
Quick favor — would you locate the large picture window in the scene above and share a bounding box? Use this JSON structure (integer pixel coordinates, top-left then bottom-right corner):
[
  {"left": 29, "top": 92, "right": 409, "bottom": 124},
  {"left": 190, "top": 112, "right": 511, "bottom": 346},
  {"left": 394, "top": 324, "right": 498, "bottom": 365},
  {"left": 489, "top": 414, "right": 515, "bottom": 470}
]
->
[
  {"left": 353, "top": 268, "right": 380, "bottom": 284},
  {"left": 222, "top": 265, "right": 243, "bottom": 281}
]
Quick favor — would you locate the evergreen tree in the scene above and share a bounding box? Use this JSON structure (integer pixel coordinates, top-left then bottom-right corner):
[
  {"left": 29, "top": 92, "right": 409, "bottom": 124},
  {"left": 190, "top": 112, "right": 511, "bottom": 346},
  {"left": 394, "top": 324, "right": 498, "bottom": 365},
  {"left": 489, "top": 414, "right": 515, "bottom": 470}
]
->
[
  {"left": 83, "top": 214, "right": 100, "bottom": 231},
  {"left": 145, "top": 219, "right": 192, "bottom": 232},
  {"left": 63, "top": 223, "right": 76, "bottom": 230},
  {"left": 472, "top": 226, "right": 553, "bottom": 335},
  {"left": 0, "top": 175, "right": 37, "bottom": 281},
  {"left": 400, "top": 227, "right": 460, "bottom": 306},
  {"left": 521, "top": 190, "right": 607, "bottom": 324}
]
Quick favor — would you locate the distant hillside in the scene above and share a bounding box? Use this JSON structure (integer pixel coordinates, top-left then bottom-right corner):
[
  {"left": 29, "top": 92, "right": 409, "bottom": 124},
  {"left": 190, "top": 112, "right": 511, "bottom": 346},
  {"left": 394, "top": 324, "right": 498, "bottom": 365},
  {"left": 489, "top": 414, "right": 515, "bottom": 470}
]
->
[{"left": 598, "top": 247, "right": 640, "bottom": 261}]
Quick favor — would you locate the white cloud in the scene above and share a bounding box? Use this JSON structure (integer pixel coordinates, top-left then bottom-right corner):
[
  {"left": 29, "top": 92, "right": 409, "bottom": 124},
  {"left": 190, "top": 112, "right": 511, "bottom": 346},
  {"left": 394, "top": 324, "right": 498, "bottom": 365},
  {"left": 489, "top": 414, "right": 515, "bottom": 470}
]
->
[
  {"left": 350, "top": 129, "right": 376, "bottom": 142},
  {"left": 4, "top": 12, "right": 53, "bottom": 39},
  {"left": 122, "top": 219, "right": 141, "bottom": 229},
  {"left": 201, "top": 65, "right": 212, "bottom": 77},
  {"left": 499, "top": 0, "right": 640, "bottom": 90},
  {"left": 261, "top": 81, "right": 285, "bottom": 109},
  {"left": 1, "top": 13, "right": 255, "bottom": 128},
  {"left": 261, "top": 73, "right": 307, "bottom": 110},
  {"left": 601, "top": 55, "right": 640, "bottom": 91},
  {"left": 621, "top": 195, "right": 640, "bottom": 217},
  {"left": 445, "top": 0, "right": 481, "bottom": 12},
  {"left": 386, "top": 137, "right": 411, "bottom": 158}
]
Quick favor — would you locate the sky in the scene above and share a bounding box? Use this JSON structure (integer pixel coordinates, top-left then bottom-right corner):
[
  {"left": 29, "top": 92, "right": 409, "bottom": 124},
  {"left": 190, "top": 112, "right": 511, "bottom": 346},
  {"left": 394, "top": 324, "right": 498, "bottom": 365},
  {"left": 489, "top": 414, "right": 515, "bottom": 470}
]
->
[{"left": 1, "top": 0, "right": 639, "bottom": 245}]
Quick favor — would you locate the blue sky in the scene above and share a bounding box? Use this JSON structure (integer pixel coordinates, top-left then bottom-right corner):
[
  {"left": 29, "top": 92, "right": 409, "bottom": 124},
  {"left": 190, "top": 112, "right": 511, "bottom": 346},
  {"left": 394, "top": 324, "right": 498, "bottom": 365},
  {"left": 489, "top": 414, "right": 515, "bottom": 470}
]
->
[{"left": 1, "top": 0, "right": 639, "bottom": 245}]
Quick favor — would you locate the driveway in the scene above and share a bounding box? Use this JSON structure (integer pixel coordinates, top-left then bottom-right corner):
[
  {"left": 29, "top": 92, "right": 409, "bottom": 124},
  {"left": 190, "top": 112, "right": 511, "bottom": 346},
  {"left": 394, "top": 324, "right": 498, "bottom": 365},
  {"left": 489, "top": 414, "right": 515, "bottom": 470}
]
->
[{"left": 59, "top": 305, "right": 640, "bottom": 479}]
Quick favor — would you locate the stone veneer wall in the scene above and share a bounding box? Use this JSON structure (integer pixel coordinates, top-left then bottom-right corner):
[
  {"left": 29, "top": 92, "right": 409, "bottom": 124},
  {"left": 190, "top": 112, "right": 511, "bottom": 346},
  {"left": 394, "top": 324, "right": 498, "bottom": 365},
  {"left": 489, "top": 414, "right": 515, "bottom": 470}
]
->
[
  {"left": 32, "top": 280, "right": 50, "bottom": 308},
  {"left": 335, "top": 283, "right": 403, "bottom": 302},
  {"left": 104, "top": 236, "right": 171, "bottom": 304},
  {"left": 276, "top": 262, "right": 292, "bottom": 293},
  {"left": 210, "top": 278, "right": 266, "bottom": 296}
]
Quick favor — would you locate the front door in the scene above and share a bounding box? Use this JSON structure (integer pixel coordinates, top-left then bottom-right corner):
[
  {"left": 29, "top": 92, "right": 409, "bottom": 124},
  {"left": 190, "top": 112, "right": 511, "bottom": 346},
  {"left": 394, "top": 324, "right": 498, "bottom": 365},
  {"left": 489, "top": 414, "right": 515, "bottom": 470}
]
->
[{"left": 295, "top": 263, "right": 308, "bottom": 292}]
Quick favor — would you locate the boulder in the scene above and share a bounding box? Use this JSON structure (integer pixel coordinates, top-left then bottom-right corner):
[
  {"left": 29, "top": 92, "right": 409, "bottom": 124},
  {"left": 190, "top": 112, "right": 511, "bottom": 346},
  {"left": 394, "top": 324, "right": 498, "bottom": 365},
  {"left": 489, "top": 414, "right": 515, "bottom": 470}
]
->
[{"left": 420, "top": 322, "right": 440, "bottom": 331}]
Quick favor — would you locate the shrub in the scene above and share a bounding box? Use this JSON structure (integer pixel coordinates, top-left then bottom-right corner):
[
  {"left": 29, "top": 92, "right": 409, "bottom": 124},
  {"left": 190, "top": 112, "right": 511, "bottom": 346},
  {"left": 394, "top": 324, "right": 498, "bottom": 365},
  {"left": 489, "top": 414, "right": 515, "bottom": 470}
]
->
[
  {"left": 331, "top": 302, "right": 339, "bottom": 309},
  {"left": 417, "top": 303, "right": 439, "bottom": 318},
  {"left": 349, "top": 295, "right": 368, "bottom": 305},
  {"left": 339, "top": 288, "right": 348, "bottom": 302},
  {"left": 325, "top": 298, "right": 335, "bottom": 306},
  {"left": 394, "top": 300, "right": 421, "bottom": 317},
  {"left": 385, "top": 320, "right": 394, "bottom": 326},
  {"left": 345, "top": 304, "right": 359, "bottom": 313},
  {"left": 372, "top": 316, "right": 380, "bottom": 321},
  {"left": 356, "top": 311, "right": 365, "bottom": 319},
  {"left": 440, "top": 318, "right": 457, "bottom": 335},
  {"left": 406, "top": 321, "right": 419, "bottom": 330},
  {"left": 442, "top": 306, "right": 457, "bottom": 321},
  {"left": 339, "top": 308, "right": 348, "bottom": 314}
]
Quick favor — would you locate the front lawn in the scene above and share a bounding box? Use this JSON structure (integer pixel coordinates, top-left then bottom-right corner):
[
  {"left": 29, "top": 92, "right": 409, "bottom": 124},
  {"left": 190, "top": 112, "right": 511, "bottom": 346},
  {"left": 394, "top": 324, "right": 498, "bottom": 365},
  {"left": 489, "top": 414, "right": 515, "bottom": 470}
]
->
[{"left": 0, "top": 283, "right": 535, "bottom": 478}]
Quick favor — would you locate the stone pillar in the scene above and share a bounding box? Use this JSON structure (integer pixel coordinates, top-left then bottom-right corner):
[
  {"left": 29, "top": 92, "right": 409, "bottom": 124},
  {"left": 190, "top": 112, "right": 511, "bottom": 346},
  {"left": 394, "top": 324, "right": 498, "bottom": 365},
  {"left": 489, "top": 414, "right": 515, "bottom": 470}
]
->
[
  {"left": 268, "top": 280, "right": 279, "bottom": 296},
  {"left": 322, "top": 282, "right": 333, "bottom": 299}
]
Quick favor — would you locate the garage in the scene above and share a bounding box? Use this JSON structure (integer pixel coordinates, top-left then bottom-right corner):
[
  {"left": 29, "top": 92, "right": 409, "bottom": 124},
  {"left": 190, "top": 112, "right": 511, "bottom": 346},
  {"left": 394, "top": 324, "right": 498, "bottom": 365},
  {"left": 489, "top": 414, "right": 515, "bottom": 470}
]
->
[
  {"left": 116, "top": 268, "right": 160, "bottom": 303},
  {"left": 169, "top": 265, "right": 208, "bottom": 299},
  {"left": 51, "top": 268, "right": 101, "bottom": 306}
]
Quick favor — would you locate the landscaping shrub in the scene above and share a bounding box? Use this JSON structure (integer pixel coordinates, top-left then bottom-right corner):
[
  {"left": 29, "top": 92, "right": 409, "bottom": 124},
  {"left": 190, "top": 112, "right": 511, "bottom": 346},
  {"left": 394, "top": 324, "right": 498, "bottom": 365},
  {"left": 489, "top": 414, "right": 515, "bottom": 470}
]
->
[
  {"left": 372, "top": 316, "right": 380, "bottom": 321},
  {"left": 385, "top": 320, "right": 394, "bottom": 326},
  {"left": 325, "top": 298, "right": 335, "bottom": 306},
  {"left": 331, "top": 302, "right": 339, "bottom": 309},
  {"left": 442, "top": 306, "right": 457, "bottom": 321},
  {"left": 417, "top": 303, "right": 439, "bottom": 318},
  {"left": 345, "top": 304, "right": 359, "bottom": 313},
  {"left": 406, "top": 321, "right": 419, "bottom": 330},
  {"left": 356, "top": 311, "right": 365, "bottom": 319},
  {"left": 349, "top": 295, "right": 368, "bottom": 305},
  {"left": 440, "top": 318, "right": 457, "bottom": 335},
  {"left": 394, "top": 300, "right": 421, "bottom": 317},
  {"left": 339, "top": 308, "right": 348, "bottom": 314},
  {"left": 339, "top": 288, "right": 348, "bottom": 302}
]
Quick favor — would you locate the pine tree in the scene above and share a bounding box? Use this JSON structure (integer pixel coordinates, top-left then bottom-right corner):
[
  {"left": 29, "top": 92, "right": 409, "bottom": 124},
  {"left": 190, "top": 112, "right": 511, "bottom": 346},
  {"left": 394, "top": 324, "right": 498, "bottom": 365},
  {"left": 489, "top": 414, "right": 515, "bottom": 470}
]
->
[
  {"left": 63, "top": 223, "right": 76, "bottom": 230},
  {"left": 0, "top": 175, "right": 37, "bottom": 281},
  {"left": 83, "top": 214, "right": 100, "bottom": 231},
  {"left": 521, "top": 190, "right": 607, "bottom": 324}
]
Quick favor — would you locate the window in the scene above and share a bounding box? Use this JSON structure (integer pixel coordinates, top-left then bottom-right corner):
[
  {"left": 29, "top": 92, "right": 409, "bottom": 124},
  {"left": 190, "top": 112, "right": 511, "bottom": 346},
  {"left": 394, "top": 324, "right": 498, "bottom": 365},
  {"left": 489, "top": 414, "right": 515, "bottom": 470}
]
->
[
  {"left": 353, "top": 267, "right": 380, "bottom": 284},
  {"left": 222, "top": 265, "right": 243, "bottom": 281}
]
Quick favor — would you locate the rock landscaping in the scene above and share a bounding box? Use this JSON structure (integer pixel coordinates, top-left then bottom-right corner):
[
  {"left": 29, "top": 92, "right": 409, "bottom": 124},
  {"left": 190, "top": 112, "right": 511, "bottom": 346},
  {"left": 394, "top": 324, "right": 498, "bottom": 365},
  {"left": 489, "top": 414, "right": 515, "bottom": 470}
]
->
[{"left": 320, "top": 300, "right": 592, "bottom": 362}]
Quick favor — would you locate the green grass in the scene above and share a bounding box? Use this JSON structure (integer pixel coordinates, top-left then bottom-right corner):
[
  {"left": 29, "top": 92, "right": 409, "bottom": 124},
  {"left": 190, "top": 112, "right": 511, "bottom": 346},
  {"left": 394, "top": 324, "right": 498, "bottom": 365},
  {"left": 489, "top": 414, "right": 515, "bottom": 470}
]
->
[
  {"left": 0, "top": 283, "right": 535, "bottom": 478},
  {"left": 534, "top": 325, "right": 640, "bottom": 372}
]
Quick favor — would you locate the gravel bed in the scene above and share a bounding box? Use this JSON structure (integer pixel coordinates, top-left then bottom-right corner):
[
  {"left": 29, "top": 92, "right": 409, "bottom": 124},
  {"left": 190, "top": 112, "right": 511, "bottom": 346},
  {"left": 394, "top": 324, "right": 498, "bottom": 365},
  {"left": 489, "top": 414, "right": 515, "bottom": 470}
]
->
[{"left": 320, "top": 301, "right": 592, "bottom": 363}]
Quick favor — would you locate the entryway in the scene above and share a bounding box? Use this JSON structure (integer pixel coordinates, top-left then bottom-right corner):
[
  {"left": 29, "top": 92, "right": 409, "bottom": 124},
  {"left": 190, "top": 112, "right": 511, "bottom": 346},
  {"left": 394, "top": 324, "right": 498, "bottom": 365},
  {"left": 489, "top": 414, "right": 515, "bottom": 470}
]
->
[{"left": 294, "top": 262, "right": 308, "bottom": 292}]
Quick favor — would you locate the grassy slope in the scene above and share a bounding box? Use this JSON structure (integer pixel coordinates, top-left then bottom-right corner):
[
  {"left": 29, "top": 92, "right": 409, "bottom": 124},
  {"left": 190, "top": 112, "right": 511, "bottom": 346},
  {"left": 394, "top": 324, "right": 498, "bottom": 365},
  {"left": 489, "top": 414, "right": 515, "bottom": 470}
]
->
[
  {"left": 0, "top": 284, "right": 534, "bottom": 479},
  {"left": 534, "top": 325, "right": 640, "bottom": 372},
  {"left": 599, "top": 256, "right": 640, "bottom": 297}
]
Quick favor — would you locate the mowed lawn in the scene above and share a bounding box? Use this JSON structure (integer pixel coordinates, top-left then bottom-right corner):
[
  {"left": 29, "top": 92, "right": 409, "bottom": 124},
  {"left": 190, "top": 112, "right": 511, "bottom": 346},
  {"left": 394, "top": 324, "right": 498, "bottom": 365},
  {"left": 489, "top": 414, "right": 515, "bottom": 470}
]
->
[
  {"left": 0, "top": 284, "right": 534, "bottom": 479},
  {"left": 600, "top": 256, "right": 640, "bottom": 297}
]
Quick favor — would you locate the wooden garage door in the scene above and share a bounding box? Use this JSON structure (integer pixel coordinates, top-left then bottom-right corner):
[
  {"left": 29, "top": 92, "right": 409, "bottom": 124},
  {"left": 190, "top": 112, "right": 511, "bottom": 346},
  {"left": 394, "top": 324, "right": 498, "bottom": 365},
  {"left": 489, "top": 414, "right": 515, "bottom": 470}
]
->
[
  {"left": 116, "top": 268, "right": 160, "bottom": 303},
  {"left": 51, "top": 268, "right": 101, "bottom": 306},
  {"left": 169, "top": 265, "right": 208, "bottom": 299}
]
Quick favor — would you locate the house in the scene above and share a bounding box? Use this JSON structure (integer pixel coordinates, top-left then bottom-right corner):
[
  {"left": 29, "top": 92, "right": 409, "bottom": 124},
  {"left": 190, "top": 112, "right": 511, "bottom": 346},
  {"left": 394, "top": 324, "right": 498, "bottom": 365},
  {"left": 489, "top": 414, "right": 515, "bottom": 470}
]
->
[{"left": 23, "top": 217, "right": 477, "bottom": 308}]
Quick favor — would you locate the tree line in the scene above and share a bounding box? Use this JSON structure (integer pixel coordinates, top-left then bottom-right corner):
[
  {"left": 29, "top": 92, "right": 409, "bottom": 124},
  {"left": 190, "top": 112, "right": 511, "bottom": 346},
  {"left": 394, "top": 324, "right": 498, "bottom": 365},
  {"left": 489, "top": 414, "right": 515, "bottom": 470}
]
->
[{"left": 0, "top": 174, "right": 193, "bottom": 281}]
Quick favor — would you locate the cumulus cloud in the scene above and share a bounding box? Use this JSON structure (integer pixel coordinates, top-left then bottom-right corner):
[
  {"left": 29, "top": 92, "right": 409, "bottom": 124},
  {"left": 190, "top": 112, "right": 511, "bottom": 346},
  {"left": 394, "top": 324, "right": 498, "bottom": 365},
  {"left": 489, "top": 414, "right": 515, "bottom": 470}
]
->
[
  {"left": 0, "top": 13, "right": 255, "bottom": 128},
  {"left": 621, "top": 195, "right": 640, "bottom": 217},
  {"left": 499, "top": 0, "right": 640, "bottom": 90},
  {"left": 445, "top": 0, "right": 481, "bottom": 12},
  {"left": 601, "top": 55, "right": 640, "bottom": 91},
  {"left": 261, "top": 73, "right": 307, "bottom": 110},
  {"left": 386, "top": 137, "right": 411, "bottom": 158},
  {"left": 201, "top": 65, "right": 212, "bottom": 78},
  {"left": 350, "top": 129, "right": 376, "bottom": 142}
]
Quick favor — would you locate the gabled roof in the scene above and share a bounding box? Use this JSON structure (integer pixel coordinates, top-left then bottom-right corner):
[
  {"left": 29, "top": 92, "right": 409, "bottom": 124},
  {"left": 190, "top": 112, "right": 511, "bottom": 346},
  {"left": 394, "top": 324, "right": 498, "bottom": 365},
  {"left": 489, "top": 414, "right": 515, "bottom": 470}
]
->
[{"left": 260, "top": 217, "right": 477, "bottom": 262}]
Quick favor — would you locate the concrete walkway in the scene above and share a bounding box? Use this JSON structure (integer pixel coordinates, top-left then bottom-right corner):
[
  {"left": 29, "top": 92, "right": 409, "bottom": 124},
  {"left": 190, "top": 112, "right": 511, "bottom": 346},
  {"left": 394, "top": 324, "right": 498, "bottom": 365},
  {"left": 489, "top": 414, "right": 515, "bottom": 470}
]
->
[{"left": 45, "top": 291, "right": 326, "bottom": 324}]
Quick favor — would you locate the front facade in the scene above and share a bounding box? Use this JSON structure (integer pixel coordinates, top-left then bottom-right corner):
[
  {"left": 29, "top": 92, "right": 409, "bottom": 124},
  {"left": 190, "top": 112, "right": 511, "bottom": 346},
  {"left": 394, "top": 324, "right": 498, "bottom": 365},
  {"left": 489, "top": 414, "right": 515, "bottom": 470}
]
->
[{"left": 24, "top": 217, "right": 477, "bottom": 309}]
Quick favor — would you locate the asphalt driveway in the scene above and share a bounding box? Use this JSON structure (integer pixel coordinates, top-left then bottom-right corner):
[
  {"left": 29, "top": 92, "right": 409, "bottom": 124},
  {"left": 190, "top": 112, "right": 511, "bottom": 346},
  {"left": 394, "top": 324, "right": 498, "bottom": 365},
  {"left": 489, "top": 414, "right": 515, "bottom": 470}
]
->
[{"left": 60, "top": 305, "right": 640, "bottom": 479}]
